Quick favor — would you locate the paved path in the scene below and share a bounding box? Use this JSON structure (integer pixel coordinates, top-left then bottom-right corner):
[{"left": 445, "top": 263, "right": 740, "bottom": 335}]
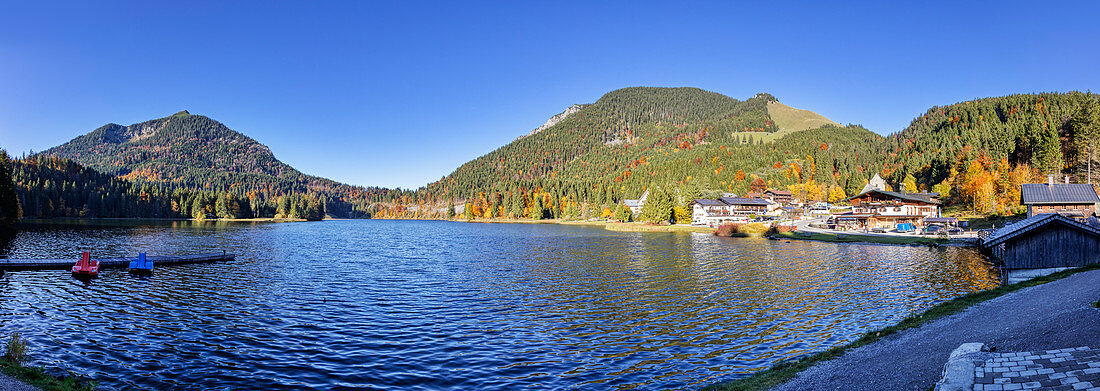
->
[
  {"left": 975, "top": 347, "right": 1099, "bottom": 390},
  {"left": 0, "top": 372, "right": 36, "bottom": 391},
  {"left": 771, "top": 269, "right": 1100, "bottom": 391}
]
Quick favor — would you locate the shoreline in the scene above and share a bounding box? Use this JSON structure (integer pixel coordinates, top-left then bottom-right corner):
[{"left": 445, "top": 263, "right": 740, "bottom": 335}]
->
[
  {"left": 767, "top": 231, "right": 959, "bottom": 247},
  {"left": 14, "top": 217, "right": 310, "bottom": 225},
  {"left": 1, "top": 357, "right": 97, "bottom": 391},
  {"left": 702, "top": 263, "right": 1100, "bottom": 391}
]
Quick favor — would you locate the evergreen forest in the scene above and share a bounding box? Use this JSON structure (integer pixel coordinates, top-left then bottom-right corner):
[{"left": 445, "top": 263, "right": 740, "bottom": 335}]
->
[{"left": 3, "top": 87, "right": 1099, "bottom": 224}]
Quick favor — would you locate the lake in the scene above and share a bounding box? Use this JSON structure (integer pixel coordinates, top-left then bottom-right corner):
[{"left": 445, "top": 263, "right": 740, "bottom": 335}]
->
[{"left": 0, "top": 220, "right": 999, "bottom": 390}]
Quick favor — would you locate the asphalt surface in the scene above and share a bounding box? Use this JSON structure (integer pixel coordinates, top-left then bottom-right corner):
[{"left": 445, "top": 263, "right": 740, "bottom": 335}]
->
[
  {"left": 771, "top": 269, "right": 1100, "bottom": 391},
  {"left": 0, "top": 373, "right": 36, "bottom": 391}
]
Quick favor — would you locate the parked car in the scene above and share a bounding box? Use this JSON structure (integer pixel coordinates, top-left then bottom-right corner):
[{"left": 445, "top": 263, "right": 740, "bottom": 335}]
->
[{"left": 921, "top": 224, "right": 944, "bottom": 235}]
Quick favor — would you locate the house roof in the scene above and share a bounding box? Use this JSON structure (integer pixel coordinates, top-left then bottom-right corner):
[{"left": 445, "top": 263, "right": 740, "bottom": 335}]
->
[
  {"left": 719, "top": 197, "right": 776, "bottom": 206},
  {"left": 982, "top": 213, "right": 1100, "bottom": 248},
  {"left": 847, "top": 189, "right": 942, "bottom": 205},
  {"left": 1020, "top": 183, "right": 1100, "bottom": 205},
  {"left": 691, "top": 199, "right": 726, "bottom": 206},
  {"left": 765, "top": 189, "right": 792, "bottom": 196},
  {"left": 743, "top": 192, "right": 764, "bottom": 199}
]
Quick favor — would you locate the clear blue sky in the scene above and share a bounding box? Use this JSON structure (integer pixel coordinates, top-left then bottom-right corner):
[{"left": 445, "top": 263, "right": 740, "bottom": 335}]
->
[{"left": 1, "top": 1, "right": 1098, "bottom": 189}]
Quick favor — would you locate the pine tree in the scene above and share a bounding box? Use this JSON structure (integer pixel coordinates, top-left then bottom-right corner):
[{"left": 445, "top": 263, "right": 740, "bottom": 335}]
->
[
  {"left": 614, "top": 204, "right": 632, "bottom": 221},
  {"left": 0, "top": 150, "right": 22, "bottom": 224},
  {"left": 638, "top": 185, "right": 673, "bottom": 223},
  {"left": 1071, "top": 96, "right": 1100, "bottom": 183},
  {"left": 191, "top": 198, "right": 206, "bottom": 221}
]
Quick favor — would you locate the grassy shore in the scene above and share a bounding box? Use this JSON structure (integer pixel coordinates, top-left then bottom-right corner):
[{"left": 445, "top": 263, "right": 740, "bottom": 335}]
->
[
  {"left": 942, "top": 205, "right": 1025, "bottom": 230},
  {"left": 702, "top": 263, "right": 1100, "bottom": 391},
  {"left": 769, "top": 231, "right": 950, "bottom": 246},
  {"left": 557, "top": 220, "right": 715, "bottom": 233},
  {"left": 1, "top": 359, "right": 97, "bottom": 391},
  {"left": 455, "top": 218, "right": 717, "bottom": 233}
]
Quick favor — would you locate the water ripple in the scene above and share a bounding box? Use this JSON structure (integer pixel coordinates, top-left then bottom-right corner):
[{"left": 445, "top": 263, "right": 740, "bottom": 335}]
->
[{"left": 0, "top": 220, "right": 999, "bottom": 390}]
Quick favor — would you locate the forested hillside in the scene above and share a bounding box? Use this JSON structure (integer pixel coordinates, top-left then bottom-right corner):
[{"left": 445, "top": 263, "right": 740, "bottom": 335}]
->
[
  {"left": 376, "top": 87, "right": 874, "bottom": 220},
  {"left": 8, "top": 87, "right": 1099, "bottom": 224},
  {"left": 877, "top": 92, "right": 1100, "bottom": 215},
  {"left": 9, "top": 155, "right": 327, "bottom": 220},
  {"left": 378, "top": 88, "right": 1100, "bottom": 222},
  {"left": 38, "top": 111, "right": 394, "bottom": 218}
]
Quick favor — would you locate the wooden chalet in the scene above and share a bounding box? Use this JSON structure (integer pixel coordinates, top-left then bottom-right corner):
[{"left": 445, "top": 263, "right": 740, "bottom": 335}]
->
[
  {"left": 982, "top": 213, "right": 1100, "bottom": 269},
  {"left": 842, "top": 190, "right": 941, "bottom": 229},
  {"left": 1020, "top": 179, "right": 1099, "bottom": 221},
  {"left": 763, "top": 189, "right": 792, "bottom": 205}
]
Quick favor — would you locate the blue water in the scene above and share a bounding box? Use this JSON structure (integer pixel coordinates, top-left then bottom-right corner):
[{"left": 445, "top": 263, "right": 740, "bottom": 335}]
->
[{"left": 0, "top": 220, "right": 998, "bottom": 390}]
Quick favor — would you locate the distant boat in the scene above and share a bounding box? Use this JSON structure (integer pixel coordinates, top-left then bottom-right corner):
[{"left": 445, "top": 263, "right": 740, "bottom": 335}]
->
[
  {"left": 129, "top": 252, "right": 153, "bottom": 275},
  {"left": 71, "top": 251, "right": 99, "bottom": 277}
]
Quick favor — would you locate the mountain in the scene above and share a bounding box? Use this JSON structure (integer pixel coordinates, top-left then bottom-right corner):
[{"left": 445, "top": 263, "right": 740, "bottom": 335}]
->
[
  {"left": 520, "top": 104, "right": 590, "bottom": 139},
  {"left": 766, "top": 101, "right": 839, "bottom": 134},
  {"left": 394, "top": 87, "right": 876, "bottom": 220},
  {"left": 48, "top": 110, "right": 303, "bottom": 187},
  {"left": 397, "top": 88, "right": 1099, "bottom": 221},
  {"left": 39, "top": 111, "right": 393, "bottom": 218},
  {"left": 16, "top": 86, "right": 1098, "bottom": 222}
]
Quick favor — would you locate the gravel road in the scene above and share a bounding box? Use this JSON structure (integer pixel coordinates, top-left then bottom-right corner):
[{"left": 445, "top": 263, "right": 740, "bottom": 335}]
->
[
  {"left": 771, "top": 269, "right": 1100, "bottom": 391},
  {"left": 0, "top": 373, "right": 36, "bottom": 391}
]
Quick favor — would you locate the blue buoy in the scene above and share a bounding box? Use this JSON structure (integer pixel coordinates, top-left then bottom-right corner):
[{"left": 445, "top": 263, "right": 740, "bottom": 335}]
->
[{"left": 129, "top": 252, "right": 153, "bottom": 274}]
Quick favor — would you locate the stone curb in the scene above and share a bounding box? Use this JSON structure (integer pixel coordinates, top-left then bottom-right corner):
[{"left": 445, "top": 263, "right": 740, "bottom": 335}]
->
[{"left": 935, "top": 342, "right": 992, "bottom": 391}]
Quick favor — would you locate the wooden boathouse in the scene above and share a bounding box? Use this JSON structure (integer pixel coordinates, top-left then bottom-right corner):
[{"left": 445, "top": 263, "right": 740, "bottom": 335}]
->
[{"left": 981, "top": 213, "right": 1100, "bottom": 269}]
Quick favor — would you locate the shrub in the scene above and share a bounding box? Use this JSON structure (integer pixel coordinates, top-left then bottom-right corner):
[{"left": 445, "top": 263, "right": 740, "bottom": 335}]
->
[
  {"left": 3, "top": 332, "right": 27, "bottom": 365},
  {"left": 716, "top": 222, "right": 770, "bottom": 237},
  {"left": 714, "top": 223, "right": 744, "bottom": 237},
  {"left": 739, "top": 222, "right": 769, "bottom": 236},
  {"left": 766, "top": 225, "right": 797, "bottom": 235}
]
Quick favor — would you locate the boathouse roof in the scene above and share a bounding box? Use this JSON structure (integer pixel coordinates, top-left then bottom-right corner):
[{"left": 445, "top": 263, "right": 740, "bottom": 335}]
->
[
  {"left": 982, "top": 213, "right": 1100, "bottom": 248},
  {"left": 1021, "top": 183, "right": 1100, "bottom": 205}
]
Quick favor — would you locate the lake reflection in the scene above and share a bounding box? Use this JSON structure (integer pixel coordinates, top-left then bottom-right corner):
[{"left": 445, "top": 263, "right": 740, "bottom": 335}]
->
[{"left": 0, "top": 220, "right": 998, "bottom": 390}]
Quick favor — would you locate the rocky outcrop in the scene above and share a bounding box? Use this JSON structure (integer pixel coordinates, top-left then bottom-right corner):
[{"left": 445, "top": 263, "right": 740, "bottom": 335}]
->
[{"left": 520, "top": 104, "right": 590, "bottom": 139}]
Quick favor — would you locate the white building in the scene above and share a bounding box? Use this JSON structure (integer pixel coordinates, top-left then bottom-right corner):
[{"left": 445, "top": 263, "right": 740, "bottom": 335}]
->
[{"left": 623, "top": 189, "right": 649, "bottom": 215}]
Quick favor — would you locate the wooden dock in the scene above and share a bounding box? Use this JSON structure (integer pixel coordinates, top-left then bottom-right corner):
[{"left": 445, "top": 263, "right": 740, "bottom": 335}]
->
[{"left": 0, "top": 252, "right": 236, "bottom": 271}]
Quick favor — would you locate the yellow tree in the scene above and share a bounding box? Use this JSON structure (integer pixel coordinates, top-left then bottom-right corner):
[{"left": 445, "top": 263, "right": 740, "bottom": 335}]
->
[
  {"left": 902, "top": 174, "right": 918, "bottom": 194},
  {"left": 804, "top": 180, "right": 825, "bottom": 202},
  {"left": 962, "top": 161, "right": 995, "bottom": 213},
  {"left": 828, "top": 185, "right": 847, "bottom": 203}
]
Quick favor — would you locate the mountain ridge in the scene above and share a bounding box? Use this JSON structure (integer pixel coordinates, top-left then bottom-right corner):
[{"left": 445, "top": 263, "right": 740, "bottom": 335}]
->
[
  {"left": 20, "top": 86, "right": 1099, "bottom": 222},
  {"left": 39, "top": 112, "right": 391, "bottom": 218}
]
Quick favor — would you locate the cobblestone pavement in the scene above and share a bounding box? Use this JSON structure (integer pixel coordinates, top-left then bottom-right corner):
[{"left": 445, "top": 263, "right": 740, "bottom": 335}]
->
[{"left": 975, "top": 346, "right": 1099, "bottom": 391}]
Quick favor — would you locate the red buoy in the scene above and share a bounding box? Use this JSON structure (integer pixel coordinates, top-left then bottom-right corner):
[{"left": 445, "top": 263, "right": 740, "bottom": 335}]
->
[{"left": 72, "top": 251, "right": 99, "bottom": 276}]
